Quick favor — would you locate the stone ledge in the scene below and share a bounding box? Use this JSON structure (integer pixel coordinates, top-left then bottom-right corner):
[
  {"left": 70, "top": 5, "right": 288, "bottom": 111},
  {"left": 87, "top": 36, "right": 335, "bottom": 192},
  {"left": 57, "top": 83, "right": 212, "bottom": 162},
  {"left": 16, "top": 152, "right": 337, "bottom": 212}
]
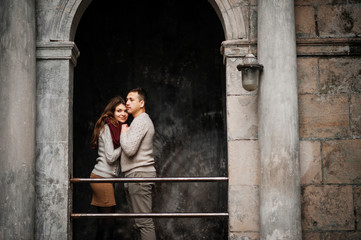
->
[
  {"left": 220, "top": 38, "right": 361, "bottom": 57},
  {"left": 36, "top": 41, "right": 80, "bottom": 66},
  {"left": 297, "top": 38, "right": 361, "bottom": 56}
]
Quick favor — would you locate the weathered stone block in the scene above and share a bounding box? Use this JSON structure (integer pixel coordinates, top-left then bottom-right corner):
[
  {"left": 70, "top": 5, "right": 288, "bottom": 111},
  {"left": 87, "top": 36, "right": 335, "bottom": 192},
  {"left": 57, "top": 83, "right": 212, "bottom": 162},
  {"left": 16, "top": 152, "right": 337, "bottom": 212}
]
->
[
  {"left": 355, "top": 186, "right": 361, "bottom": 230},
  {"left": 37, "top": 96, "right": 72, "bottom": 142},
  {"left": 226, "top": 58, "right": 258, "bottom": 96},
  {"left": 302, "top": 232, "right": 322, "bottom": 240},
  {"left": 250, "top": 0, "right": 258, "bottom": 6},
  {"left": 299, "top": 94, "right": 349, "bottom": 139},
  {"left": 229, "top": 231, "right": 259, "bottom": 240},
  {"left": 227, "top": 95, "right": 258, "bottom": 140},
  {"left": 35, "top": 142, "right": 70, "bottom": 240},
  {"left": 302, "top": 185, "right": 354, "bottom": 231},
  {"left": 295, "top": 6, "right": 316, "bottom": 37},
  {"left": 318, "top": 4, "right": 361, "bottom": 37},
  {"left": 228, "top": 140, "right": 259, "bottom": 186},
  {"left": 226, "top": 58, "right": 244, "bottom": 95},
  {"left": 351, "top": 95, "right": 361, "bottom": 137},
  {"left": 37, "top": 60, "right": 71, "bottom": 97},
  {"left": 250, "top": 6, "right": 258, "bottom": 41},
  {"left": 323, "top": 139, "right": 361, "bottom": 184},
  {"left": 36, "top": 9, "right": 59, "bottom": 41},
  {"left": 229, "top": 185, "right": 259, "bottom": 232},
  {"left": 295, "top": 0, "right": 344, "bottom": 5},
  {"left": 300, "top": 141, "right": 321, "bottom": 185},
  {"left": 297, "top": 57, "right": 319, "bottom": 94},
  {"left": 324, "top": 231, "right": 361, "bottom": 240},
  {"left": 319, "top": 58, "right": 361, "bottom": 94}
]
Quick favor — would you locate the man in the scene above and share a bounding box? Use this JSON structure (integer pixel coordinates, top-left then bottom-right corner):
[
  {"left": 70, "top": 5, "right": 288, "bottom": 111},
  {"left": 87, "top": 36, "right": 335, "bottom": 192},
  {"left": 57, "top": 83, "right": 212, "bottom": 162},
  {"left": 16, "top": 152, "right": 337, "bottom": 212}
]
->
[{"left": 121, "top": 88, "right": 156, "bottom": 240}]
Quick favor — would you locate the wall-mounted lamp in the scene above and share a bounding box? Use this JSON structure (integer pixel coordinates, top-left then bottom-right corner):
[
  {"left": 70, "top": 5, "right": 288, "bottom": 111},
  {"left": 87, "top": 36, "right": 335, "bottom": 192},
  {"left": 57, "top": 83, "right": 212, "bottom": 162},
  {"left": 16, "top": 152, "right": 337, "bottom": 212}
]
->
[{"left": 236, "top": 53, "right": 263, "bottom": 91}]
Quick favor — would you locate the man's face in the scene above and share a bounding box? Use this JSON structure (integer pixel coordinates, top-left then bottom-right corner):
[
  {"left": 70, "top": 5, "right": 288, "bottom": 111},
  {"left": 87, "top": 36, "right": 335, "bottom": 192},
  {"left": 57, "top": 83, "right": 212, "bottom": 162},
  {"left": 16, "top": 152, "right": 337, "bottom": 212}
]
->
[{"left": 126, "top": 92, "right": 143, "bottom": 115}]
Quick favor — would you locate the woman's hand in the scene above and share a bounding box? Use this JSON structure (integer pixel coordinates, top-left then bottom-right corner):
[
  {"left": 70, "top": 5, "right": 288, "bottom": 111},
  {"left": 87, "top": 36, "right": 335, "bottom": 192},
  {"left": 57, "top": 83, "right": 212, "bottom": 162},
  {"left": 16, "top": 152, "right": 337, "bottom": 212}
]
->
[{"left": 121, "top": 124, "right": 129, "bottom": 133}]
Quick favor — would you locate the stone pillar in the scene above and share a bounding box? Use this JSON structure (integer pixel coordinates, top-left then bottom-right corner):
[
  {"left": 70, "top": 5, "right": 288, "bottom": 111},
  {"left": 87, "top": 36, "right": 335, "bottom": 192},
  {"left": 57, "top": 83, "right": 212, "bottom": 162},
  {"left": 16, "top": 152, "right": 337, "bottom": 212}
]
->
[
  {"left": 35, "top": 41, "right": 79, "bottom": 240},
  {"left": 0, "top": 0, "right": 36, "bottom": 239},
  {"left": 221, "top": 40, "right": 260, "bottom": 240},
  {"left": 257, "top": 0, "right": 302, "bottom": 239}
]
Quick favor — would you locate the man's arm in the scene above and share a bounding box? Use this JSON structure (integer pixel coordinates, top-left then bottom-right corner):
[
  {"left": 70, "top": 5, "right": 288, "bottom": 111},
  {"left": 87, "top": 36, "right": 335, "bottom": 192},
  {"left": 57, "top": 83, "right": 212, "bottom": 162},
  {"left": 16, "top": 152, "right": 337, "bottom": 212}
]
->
[{"left": 120, "top": 117, "right": 148, "bottom": 157}]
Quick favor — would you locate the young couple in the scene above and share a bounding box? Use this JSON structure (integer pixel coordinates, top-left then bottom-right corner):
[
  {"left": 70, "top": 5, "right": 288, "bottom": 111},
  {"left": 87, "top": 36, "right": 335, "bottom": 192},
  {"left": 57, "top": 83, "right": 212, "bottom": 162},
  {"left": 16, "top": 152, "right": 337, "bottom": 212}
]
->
[{"left": 89, "top": 88, "right": 156, "bottom": 240}]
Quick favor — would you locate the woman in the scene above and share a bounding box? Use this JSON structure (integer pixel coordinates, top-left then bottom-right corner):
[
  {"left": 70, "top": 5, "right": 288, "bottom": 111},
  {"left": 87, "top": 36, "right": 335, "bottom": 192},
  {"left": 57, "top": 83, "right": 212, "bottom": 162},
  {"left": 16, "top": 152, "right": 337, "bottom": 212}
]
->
[{"left": 89, "top": 96, "right": 129, "bottom": 240}]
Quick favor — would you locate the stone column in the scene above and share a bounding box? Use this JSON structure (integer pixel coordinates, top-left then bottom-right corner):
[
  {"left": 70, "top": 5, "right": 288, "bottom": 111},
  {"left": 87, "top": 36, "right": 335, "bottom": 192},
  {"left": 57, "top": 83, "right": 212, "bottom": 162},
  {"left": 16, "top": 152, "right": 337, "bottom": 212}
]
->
[
  {"left": 35, "top": 41, "right": 79, "bottom": 240},
  {"left": 257, "top": 0, "right": 302, "bottom": 239},
  {"left": 0, "top": 0, "right": 36, "bottom": 239},
  {"left": 221, "top": 40, "right": 260, "bottom": 239}
]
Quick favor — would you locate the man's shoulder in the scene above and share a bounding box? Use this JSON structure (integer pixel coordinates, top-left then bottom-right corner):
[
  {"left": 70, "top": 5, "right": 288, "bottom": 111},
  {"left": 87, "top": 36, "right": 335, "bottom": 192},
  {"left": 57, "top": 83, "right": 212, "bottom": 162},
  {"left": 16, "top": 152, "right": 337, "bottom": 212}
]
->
[
  {"left": 131, "top": 113, "right": 153, "bottom": 128},
  {"left": 135, "top": 113, "right": 152, "bottom": 123}
]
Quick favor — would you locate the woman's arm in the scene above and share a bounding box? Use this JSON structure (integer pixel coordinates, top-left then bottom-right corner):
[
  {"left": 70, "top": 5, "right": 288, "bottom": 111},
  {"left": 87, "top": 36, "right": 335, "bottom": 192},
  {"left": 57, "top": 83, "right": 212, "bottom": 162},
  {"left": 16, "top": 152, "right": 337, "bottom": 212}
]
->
[{"left": 102, "top": 124, "right": 121, "bottom": 164}]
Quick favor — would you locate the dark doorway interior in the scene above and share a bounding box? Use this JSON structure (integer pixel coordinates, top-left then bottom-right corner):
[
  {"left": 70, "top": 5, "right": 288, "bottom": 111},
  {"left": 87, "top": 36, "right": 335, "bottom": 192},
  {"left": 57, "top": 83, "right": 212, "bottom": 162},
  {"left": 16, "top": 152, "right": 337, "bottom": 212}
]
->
[{"left": 73, "top": 0, "right": 227, "bottom": 239}]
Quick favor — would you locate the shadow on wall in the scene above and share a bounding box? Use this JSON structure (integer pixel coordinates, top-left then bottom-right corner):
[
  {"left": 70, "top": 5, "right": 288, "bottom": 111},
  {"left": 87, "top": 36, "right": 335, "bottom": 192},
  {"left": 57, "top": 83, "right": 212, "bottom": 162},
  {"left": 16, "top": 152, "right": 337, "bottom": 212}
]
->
[{"left": 72, "top": 0, "right": 227, "bottom": 239}]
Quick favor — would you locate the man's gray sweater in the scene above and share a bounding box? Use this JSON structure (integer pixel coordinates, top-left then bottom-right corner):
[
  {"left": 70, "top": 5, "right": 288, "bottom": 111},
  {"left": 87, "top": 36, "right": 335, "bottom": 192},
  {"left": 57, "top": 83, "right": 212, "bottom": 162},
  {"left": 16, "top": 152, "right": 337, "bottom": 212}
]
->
[{"left": 120, "top": 112, "right": 156, "bottom": 176}]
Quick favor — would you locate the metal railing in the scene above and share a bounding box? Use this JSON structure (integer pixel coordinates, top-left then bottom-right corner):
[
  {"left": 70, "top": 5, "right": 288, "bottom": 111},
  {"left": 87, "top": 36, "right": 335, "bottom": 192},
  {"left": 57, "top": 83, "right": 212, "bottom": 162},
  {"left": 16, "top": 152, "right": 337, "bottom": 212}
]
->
[{"left": 71, "top": 177, "right": 228, "bottom": 219}]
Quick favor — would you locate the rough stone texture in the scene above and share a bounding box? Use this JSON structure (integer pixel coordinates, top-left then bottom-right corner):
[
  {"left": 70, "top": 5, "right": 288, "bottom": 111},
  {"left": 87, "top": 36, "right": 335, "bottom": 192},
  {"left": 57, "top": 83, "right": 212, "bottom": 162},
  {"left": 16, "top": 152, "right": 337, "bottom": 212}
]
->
[
  {"left": 35, "top": 5, "right": 82, "bottom": 237},
  {"left": 227, "top": 58, "right": 253, "bottom": 95},
  {"left": 295, "top": 0, "right": 344, "bottom": 5},
  {"left": 209, "top": 0, "right": 247, "bottom": 40},
  {"left": 299, "top": 94, "right": 349, "bottom": 139},
  {"left": 35, "top": 142, "right": 70, "bottom": 240},
  {"left": 351, "top": 95, "right": 361, "bottom": 138},
  {"left": 302, "top": 232, "right": 321, "bottom": 240},
  {"left": 297, "top": 58, "right": 319, "bottom": 94},
  {"left": 229, "top": 232, "right": 260, "bottom": 240},
  {"left": 302, "top": 185, "right": 354, "bottom": 231},
  {"left": 258, "top": 0, "right": 301, "bottom": 239},
  {"left": 36, "top": 59, "right": 74, "bottom": 240},
  {"left": 229, "top": 185, "right": 259, "bottom": 232},
  {"left": 226, "top": 57, "right": 259, "bottom": 96},
  {"left": 324, "top": 232, "right": 361, "bottom": 240},
  {"left": 250, "top": 6, "right": 258, "bottom": 41},
  {"left": 355, "top": 186, "right": 361, "bottom": 231},
  {"left": 295, "top": 6, "right": 316, "bottom": 38},
  {"left": 322, "top": 139, "right": 361, "bottom": 184},
  {"left": 228, "top": 140, "right": 259, "bottom": 186},
  {"left": 0, "top": 0, "right": 36, "bottom": 239},
  {"left": 36, "top": 0, "right": 91, "bottom": 41},
  {"left": 318, "top": 4, "right": 361, "bottom": 37},
  {"left": 319, "top": 58, "right": 361, "bottom": 94},
  {"left": 299, "top": 141, "right": 321, "bottom": 185},
  {"left": 227, "top": 96, "right": 258, "bottom": 140}
]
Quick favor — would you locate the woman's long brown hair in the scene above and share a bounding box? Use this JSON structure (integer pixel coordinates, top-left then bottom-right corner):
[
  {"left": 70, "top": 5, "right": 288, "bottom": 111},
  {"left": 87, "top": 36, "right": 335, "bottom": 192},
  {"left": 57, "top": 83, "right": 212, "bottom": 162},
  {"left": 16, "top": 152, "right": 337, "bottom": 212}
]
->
[{"left": 90, "top": 96, "right": 125, "bottom": 149}]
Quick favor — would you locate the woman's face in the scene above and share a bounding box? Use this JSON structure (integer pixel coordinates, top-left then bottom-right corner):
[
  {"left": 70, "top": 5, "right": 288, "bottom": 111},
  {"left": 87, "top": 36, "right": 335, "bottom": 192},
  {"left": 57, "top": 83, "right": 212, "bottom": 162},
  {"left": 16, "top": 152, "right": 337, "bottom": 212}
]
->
[{"left": 114, "top": 104, "right": 128, "bottom": 123}]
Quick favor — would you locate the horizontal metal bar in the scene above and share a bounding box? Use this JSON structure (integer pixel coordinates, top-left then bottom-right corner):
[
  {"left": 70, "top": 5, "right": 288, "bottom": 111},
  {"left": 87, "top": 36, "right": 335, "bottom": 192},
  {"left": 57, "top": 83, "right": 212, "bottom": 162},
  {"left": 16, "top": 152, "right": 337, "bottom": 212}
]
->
[
  {"left": 71, "top": 177, "right": 228, "bottom": 183},
  {"left": 71, "top": 213, "right": 229, "bottom": 218}
]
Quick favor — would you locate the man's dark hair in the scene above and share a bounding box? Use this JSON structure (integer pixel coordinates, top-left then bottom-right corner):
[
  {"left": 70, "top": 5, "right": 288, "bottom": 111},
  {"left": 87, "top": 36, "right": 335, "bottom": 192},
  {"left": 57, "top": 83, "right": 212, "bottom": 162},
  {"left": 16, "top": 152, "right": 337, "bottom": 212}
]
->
[{"left": 128, "top": 87, "right": 147, "bottom": 105}]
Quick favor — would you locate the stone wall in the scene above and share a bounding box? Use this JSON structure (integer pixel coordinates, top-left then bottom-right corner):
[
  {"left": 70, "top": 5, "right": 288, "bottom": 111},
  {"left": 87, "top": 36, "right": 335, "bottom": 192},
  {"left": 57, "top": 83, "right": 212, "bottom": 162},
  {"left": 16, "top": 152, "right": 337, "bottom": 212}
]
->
[
  {"left": 295, "top": 0, "right": 361, "bottom": 239},
  {"left": 29, "top": 0, "right": 361, "bottom": 239}
]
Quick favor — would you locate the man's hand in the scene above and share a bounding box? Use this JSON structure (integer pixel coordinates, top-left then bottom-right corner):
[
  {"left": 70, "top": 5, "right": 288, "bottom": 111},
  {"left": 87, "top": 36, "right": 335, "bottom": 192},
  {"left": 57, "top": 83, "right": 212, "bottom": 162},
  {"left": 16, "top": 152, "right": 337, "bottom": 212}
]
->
[{"left": 122, "top": 124, "right": 129, "bottom": 133}]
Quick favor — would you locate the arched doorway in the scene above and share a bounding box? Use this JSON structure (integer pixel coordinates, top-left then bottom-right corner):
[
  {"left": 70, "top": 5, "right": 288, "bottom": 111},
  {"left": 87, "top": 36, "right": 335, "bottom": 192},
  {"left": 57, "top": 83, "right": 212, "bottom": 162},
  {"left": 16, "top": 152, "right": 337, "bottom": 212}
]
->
[
  {"left": 72, "top": 0, "right": 227, "bottom": 239},
  {"left": 35, "top": 0, "right": 252, "bottom": 238}
]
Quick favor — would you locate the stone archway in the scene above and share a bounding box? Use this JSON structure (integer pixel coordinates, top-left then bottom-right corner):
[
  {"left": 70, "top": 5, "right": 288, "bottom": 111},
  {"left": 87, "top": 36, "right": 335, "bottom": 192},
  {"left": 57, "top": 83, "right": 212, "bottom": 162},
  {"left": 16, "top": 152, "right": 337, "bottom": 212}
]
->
[
  {"left": 35, "top": 0, "right": 250, "bottom": 239},
  {"left": 208, "top": 0, "right": 246, "bottom": 40}
]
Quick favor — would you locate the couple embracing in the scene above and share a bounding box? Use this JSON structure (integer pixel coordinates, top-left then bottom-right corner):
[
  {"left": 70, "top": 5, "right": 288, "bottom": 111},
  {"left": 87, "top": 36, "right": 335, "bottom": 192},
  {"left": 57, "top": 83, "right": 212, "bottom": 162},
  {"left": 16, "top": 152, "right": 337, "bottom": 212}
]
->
[{"left": 89, "top": 88, "right": 156, "bottom": 240}]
